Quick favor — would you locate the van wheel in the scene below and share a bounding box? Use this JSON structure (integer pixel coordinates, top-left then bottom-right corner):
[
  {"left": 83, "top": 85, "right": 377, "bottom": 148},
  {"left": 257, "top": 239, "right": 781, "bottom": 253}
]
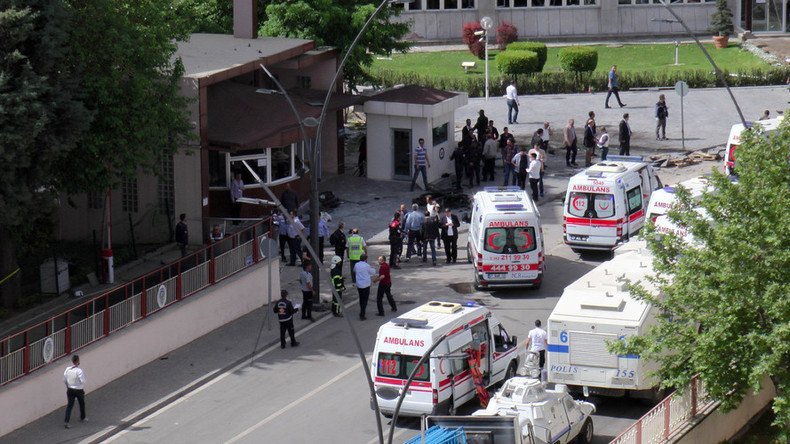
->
[
  {"left": 473, "top": 273, "right": 482, "bottom": 291},
  {"left": 577, "top": 418, "right": 593, "bottom": 444},
  {"left": 447, "top": 399, "right": 457, "bottom": 416}
]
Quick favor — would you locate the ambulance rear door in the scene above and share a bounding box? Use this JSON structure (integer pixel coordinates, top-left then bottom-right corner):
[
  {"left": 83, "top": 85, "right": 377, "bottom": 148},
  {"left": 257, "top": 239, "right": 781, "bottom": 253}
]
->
[
  {"left": 479, "top": 215, "right": 541, "bottom": 283},
  {"left": 565, "top": 181, "right": 619, "bottom": 247}
]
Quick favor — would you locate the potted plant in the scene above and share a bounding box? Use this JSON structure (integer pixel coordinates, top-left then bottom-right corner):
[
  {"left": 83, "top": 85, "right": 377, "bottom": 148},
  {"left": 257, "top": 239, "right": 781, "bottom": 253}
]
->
[{"left": 709, "top": 0, "right": 734, "bottom": 49}]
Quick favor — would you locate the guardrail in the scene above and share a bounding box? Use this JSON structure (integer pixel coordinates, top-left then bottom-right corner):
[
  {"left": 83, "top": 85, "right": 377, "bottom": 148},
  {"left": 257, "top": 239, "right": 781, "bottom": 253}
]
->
[
  {"left": 611, "top": 376, "right": 713, "bottom": 444},
  {"left": 0, "top": 219, "right": 272, "bottom": 387}
]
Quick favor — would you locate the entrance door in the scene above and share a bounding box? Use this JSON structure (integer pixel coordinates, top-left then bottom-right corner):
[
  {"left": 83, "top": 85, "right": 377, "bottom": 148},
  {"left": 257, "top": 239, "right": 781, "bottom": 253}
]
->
[
  {"left": 393, "top": 129, "right": 412, "bottom": 180},
  {"left": 751, "top": 0, "right": 785, "bottom": 31}
]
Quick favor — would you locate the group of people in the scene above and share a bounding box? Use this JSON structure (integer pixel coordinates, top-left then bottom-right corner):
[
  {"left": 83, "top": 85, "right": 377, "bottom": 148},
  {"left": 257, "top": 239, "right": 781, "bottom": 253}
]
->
[{"left": 387, "top": 197, "right": 461, "bottom": 268}]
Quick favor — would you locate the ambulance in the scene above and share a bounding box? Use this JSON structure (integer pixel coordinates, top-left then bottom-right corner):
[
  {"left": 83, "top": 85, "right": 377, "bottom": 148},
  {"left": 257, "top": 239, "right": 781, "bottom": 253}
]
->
[
  {"left": 547, "top": 241, "right": 663, "bottom": 399},
  {"left": 645, "top": 176, "right": 710, "bottom": 223},
  {"left": 724, "top": 115, "right": 783, "bottom": 177},
  {"left": 563, "top": 156, "right": 662, "bottom": 252},
  {"left": 372, "top": 301, "right": 523, "bottom": 417},
  {"left": 467, "top": 187, "right": 545, "bottom": 289}
]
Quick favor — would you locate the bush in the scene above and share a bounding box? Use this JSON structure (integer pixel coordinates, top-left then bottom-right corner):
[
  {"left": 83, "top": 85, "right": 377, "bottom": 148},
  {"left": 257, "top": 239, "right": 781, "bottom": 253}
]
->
[
  {"left": 506, "top": 41, "right": 547, "bottom": 71},
  {"left": 496, "top": 50, "right": 540, "bottom": 77},
  {"left": 462, "top": 22, "right": 485, "bottom": 59},
  {"left": 558, "top": 46, "right": 598, "bottom": 73},
  {"left": 496, "top": 21, "right": 518, "bottom": 50},
  {"left": 709, "top": 0, "right": 734, "bottom": 36}
]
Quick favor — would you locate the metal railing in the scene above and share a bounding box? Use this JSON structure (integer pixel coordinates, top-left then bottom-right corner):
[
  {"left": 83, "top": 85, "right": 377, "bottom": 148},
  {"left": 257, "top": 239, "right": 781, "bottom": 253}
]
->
[
  {"left": 0, "top": 219, "right": 271, "bottom": 387},
  {"left": 610, "top": 376, "right": 713, "bottom": 444}
]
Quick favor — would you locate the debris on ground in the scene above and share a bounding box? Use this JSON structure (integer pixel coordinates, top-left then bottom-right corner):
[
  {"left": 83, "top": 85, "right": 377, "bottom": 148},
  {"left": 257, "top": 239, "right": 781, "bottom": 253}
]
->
[{"left": 649, "top": 149, "right": 721, "bottom": 168}]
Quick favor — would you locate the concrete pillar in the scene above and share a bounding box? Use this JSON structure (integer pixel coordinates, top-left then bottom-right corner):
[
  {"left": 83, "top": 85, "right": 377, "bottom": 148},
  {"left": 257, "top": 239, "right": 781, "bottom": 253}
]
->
[
  {"left": 599, "top": 0, "right": 619, "bottom": 36},
  {"left": 233, "top": 0, "right": 258, "bottom": 39}
]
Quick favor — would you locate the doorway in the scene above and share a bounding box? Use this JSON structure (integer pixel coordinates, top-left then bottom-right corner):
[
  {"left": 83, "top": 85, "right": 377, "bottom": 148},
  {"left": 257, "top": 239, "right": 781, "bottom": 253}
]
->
[
  {"left": 749, "top": 0, "right": 786, "bottom": 31},
  {"left": 393, "top": 129, "right": 412, "bottom": 180}
]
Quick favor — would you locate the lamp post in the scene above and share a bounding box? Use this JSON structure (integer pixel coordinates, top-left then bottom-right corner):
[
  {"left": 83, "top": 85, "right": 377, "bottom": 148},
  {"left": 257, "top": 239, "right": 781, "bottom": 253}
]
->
[{"left": 480, "top": 16, "right": 493, "bottom": 101}]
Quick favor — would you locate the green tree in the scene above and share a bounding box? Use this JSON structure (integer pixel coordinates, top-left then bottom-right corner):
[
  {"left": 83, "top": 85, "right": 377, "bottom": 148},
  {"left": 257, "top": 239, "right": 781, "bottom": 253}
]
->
[
  {"left": 173, "top": 0, "right": 235, "bottom": 34},
  {"left": 260, "top": 0, "right": 411, "bottom": 90},
  {"left": 613, "top": 120, "right": 790, "bottom": 432},
  {"left": 0, "top": 1, "right": 89, "bottom": 308}
]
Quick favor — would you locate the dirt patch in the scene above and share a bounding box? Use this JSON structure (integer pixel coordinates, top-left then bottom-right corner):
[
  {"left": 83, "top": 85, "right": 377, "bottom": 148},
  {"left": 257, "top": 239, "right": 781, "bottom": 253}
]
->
[{"left": 749, "top": 36, "right": 790, "bottom": 66}]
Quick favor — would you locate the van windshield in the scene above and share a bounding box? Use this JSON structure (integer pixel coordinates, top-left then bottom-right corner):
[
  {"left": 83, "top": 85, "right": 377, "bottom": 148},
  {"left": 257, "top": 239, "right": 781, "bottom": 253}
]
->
[
  {"left": 567, "top": 192, "right": 616, "bottom": 219},
  {"left": 377, "top": 353, "right": 430, "bottom": 382},
  {"left": 484, "top": 227, "right": 537, "bottom": 254}
]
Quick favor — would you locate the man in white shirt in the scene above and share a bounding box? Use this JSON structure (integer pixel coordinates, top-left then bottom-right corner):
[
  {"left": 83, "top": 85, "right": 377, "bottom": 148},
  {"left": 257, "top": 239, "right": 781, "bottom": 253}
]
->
[
  {"left": 63, "top": 355, "right": 86, "bottom": 428},
  {"left": 528, "top": 143, "right": 547, "bottom": 198},
  {"left": 526, "top": 152, "right": 542, "bottom": 201},
  {"left": 353, "top": 254, "right": 378, "bottom": 320},
  {"left": 505, "top": 80, "right": 519, "bottom": 125},
  {"left": 525, "top": 320, "right": 548, "bottom": 371}
]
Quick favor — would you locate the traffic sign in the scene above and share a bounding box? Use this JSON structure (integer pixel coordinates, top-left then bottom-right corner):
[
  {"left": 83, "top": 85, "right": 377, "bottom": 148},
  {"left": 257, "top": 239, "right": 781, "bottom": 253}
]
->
[{"left": 674, "top": 80, "right": 689, "bottom": 97}]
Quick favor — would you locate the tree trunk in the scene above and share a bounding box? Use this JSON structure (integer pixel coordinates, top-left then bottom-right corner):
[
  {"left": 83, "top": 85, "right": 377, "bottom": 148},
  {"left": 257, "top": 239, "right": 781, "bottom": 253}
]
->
[{"left": 0, "top": 230, "right": 21, "bottom": 309}]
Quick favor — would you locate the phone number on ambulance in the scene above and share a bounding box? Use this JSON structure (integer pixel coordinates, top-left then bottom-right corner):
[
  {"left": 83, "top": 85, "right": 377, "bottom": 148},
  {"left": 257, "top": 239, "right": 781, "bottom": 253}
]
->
[
  {"left": 487, "top": 254, "right": 531, "bottom": 262},
  {"left": 482, "top": 264, "right": 534, "bottom": 272}
]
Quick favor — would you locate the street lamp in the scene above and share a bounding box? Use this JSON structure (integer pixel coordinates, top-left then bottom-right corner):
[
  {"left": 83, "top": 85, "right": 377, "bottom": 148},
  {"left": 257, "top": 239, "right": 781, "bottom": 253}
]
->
[{"left": 479, "top": 16, "right": 493, "bottom": 101}]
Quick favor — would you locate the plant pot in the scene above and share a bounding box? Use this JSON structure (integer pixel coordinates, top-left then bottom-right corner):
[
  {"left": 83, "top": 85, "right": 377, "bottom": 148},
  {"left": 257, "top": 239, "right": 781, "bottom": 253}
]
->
[{"left": 712, "top": 35, "right": 729, "bottom": 49}]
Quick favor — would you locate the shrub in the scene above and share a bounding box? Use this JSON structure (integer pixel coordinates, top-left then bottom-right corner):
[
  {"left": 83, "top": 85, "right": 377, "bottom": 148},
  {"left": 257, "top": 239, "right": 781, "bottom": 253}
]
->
[
  {"left": 496, "top": 50, "right": 540, "bottom": 77},
  {"left": 462, "top": 22, "right": 485, "bottom": 59},
  {"left": 506, "top": 41, "right": 547, "bottom": 71},
  {"left": 709, "top": 0, "right": 734, "bottom": 36},
  {"left": 496, "top": 21, "right": 518, "bottom": 50},
  {"left": 558, "top": 46, "right": 598, "bottom": 73}
]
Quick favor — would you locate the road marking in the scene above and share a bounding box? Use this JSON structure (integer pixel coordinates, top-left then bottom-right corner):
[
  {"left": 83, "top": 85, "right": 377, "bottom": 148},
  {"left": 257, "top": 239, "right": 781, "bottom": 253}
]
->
[
  {"left": 224, "top": 362, "right": 364, "bottom": 444},
  {"left": 366, "top": 420, "right": 415, "bottom": 444}
]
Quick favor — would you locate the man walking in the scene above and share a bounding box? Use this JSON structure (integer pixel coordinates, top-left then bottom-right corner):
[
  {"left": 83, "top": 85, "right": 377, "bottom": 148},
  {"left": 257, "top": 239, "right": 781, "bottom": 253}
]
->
[
  {"left": 274, "top": 290, "right": 299, "bottom": 349},
  {"left": 64, "top": 355, "right": 86, "bottom": 428},
  {"left": 347, "top": 228, "right": 366, "bottom": 283},
  {"left": 404, "top": 204, "right": 424, "bottom": 261},
  {"left": 175, "top": 213, "right": 188, "bottom": 257},
  {"left": 329, "top": 222, "right": 347, "bottom": 273},
  {"left": 605, "top": 65, "right": 626, "bottom": 108},
  {"left": 655, "top": 94, "right": 669, "bottom": 140},
  {"left": 422, "top": 211, "right": 440, "bottom": 266},
  {"left": 299, "top": 262, "right": 315, "bottom": 321},
  {"left": 410, "top": 138, "right": 431, "bottom": 191},
  {"left": 466, "top": 140, "right": 482, "bottom": 187},
  {"left": 525, "top": 320, "right": 548, "bottom": 373},
  {"left": 619, "top": 113, "right": 632, "bottom": 156},
  {"left": 353, "top": 254, "right": 378, "bottom": 320},
  {"left": 505, "top": 80, "right": 519, "bottom": 124},
  {"left": 482, "top": 132, "right": 498, "bottom": 182},
  {"left": 564, "top": 119, "right": 578, "bottom": 167},
  {"left": 375, "top": 256, "right": 397, "bottom": 316},
  {"left": 527, "top": 152, "right": 542, "bottom": 201},
  {"left": 275, "top": 211, "right": 289, "bottom": 262},
  {"left": 330, "top": 256, "right": 345, "bottom": 317},
  {"left": 441, "top": 208, "right": 460, "bottom": 263}
]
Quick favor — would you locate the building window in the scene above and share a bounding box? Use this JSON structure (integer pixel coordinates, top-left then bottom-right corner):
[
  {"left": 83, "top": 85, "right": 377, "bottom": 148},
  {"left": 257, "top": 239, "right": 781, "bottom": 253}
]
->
[
  {"left": 427, "top": 0, "right": 440, "bottom": 8},
  {"left": 87, "top": 191, "right": 104, "bottom": 210},
  {"left": 514, "top": 0, "right": 528, "bottom": 6},
  {"left": 121, "top": 177, "right": 139, "bottom": 213},
  {"left": 497, "top": 0, "right": 509, "bottom": 6},
  {"left": 446, "top": 0, "right": 458, "bottom": 7},
  {"left": 159, "top": 155, "right": 174, "bottom": 215},
  {"left": 406, "top": 0, "right": 422, "bottom": 10},
  {"left": 461, "top": 0, "right": 475, "bottom": 7},
  {"left": 209, "top": 144, "right": 300, "bottom": 189},
  {"left": 505, "top": 0, "right": 595, "bottom": 5},
  {"left": 296, "top": 75, "right": 311, "bottom": 89},
  {"left": 432, "top": 123, "right": 448, "bottom": 146}
]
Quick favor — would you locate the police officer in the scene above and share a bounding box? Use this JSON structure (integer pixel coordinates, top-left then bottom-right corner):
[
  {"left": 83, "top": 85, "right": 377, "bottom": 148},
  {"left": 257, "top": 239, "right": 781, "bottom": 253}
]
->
[
  {"left": 347, "top": 228, "right": 366, "bottom": 283},
  {"left": 330, "top": 256, "right": 345, "bottom": 317},
  {"left": 273, "top": 290, "right": 299, "bottom": 349}
]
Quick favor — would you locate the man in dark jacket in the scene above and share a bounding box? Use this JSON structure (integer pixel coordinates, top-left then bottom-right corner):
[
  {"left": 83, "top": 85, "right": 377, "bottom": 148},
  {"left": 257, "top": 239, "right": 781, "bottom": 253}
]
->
[
  {"left": 440, "top": 208, "right": 461, "bottom": 263},
  {"left": 421, "top": 212, "right": 440, "bottom": 266},
  {"left": 450, "top": 142, "right": 466, "bottom": 190},
  {"left": 466, "top": 140, "right": 482, "bottom": 187},
  {"left": 273, "top": 290, "right": 300, "bottom": 349},
  {"left": 329, "top": 222, "right": 347, "bottom": 273},
  {"left": 388, "top": 213, "right": 402, "bottom": 268},
  {"left": 583, "top": 119, "right": 596, "bottom": 167},
  {"left": 618, "top": 113, "right": 632, "bottom": 156},
  {"left": 175, "top": 213, "right": 188, "bottom": 257},
  {"left": 475, "top": 109, "right": 489, "bottom": 140}
]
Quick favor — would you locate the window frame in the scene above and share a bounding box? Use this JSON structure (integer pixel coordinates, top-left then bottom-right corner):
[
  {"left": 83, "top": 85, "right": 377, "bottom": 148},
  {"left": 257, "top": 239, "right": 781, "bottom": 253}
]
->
[
  {"left": 567, "top": 192, "right": 616, "bottom": 219},
  {"left": 626, "top": 186, "right": 643, "bottom": 215},
  {"left": 209, "top": 143, "right": 300, "bottom": 190}
]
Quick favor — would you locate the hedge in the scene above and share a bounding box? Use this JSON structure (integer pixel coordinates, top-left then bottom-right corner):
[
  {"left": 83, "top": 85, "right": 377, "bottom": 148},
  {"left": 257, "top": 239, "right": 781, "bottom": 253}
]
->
[
  {"left": 496, "top": 50, "right": 540, "bottom": 76},
  {"left": 506, "top": 42, "right": 548, "bottom": 71},
  {"left": 557, "top": 46, "right": 598, "bottom": 73}
]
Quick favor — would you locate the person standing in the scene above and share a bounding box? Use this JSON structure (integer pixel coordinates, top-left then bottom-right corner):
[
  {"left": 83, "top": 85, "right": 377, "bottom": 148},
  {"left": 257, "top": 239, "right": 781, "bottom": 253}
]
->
[
  {"left": 275, "top": 211, "right": 289, "bottom": 262},
  {"left": 286, "top": 211, "right": 304, "bottom": 266},
  {"left": 619, "top": 113, "right": 632, "bottom": 156},
  {"left": 422, "top": 211, "right": 440, "bottom": 266},
  {"left": 63, "top": 355, "right": 86, "bottom": 428},
  {"left": 512, "top": 147, "right": 529, "bottom": 190},
  {"left": 583, "top": 119, "right": 596, "bottom": 167},
  {"left": 299, "top": 262, "right": 315, "bottom": 321},
  {"left": 450, "top": 142, "right": 466, "bottom": 190},
  {"left": 274, "top": 290, "right": 299, "bottom": 349},
  {"left": 466, "top": 139, "right": 482, "bottom": 187},
  {"left": 487, "top": 120, "right": 499, "bottom": 140},
  {"left": 175, "top": 213, "right": 188, "bottom": 257},
  {"left": 505, "top": 80, "right": 520, "bottom": 124},
  {"left": 280, "top": 183, "right": 299, "bottom": 215},
  {"left": 530, "top": 128, "right": 544, "bottom": 152},
  {"left": 375, "top": 255, "right": 397, "bottom": 316},
  {"left": 502, "top": 138, "right": 517, "bottom": 187},
  {"left": 655, "top": 94, "right": 669, "bottom": 141},
  {"left": 354, "top": 254, "right": 378, "bottom": 320},
  {"left": 427, "top": 196, "right": 441, "bottom": 249},
  {"left": 410, "top": 138, "right": 431, "bottom": 192},
  {"left": 541, "top": 121, "right": 552, "bottom": 154},
  {"left": 528, "top": 143, "right": 547, "bottom": 198},
  {"left": 316, "top": 216, "right": 329, "bottom": 263},
  {"left": 388, "top": 213, "right": 402, "bottom": 268},
  {"left": 329, "top": 221, "right": 347, "bottom": 273},
  {"left": 441, "top": 208, "right": 460, "bottom": 263},
  {"left": 527, "top": 152, "right": 542, "bottom": 201},
  {"left": 525, "top": 320, "right": 548, "bottom": 371},
  {"left": 474, "top": 109, "right": 489, "bottom": 140},
  {"left": 482, "top": 132, "right": 498, "bottom": 182},
  {"left": 347, "top": 228, "right": 366, "bottom": 283},
  {"left": 330, "top": 256, "right": 345, "bottom": 317},
  {"left": 564, "top": 119, "right": 578, "bottom": 167},
  {"left": 230, "top": 172, "right": 244, "bottom": 225},
  {"left": 605, "top": 65, "right": 626, "bottom": 109},
  {"left": 461, "top": 119, "right": 474, "bottom": 149},
  {"left": 597, "top": 127, "right": 610, "bottom": 161},
  {"left": 404, "top": 204, "right": 424, "bottom": 261}
]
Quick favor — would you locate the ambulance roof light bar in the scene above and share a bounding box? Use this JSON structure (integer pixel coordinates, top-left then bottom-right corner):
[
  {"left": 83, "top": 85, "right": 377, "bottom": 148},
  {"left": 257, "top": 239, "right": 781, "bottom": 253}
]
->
[
  {"left": 484, "top": 186, "right": 521, "bottom": 193},
  {"left": 605, "top": 155, "right": 646, "bottom": 163},
  {"left": 391, "top": 318, "right": 430, "bottom": 329}
]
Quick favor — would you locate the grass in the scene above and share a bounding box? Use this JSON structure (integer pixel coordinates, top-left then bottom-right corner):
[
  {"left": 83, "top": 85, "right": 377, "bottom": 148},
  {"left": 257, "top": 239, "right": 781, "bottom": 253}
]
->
[{"left": 370, "top": 43, "right": 771, "bottom": 80}]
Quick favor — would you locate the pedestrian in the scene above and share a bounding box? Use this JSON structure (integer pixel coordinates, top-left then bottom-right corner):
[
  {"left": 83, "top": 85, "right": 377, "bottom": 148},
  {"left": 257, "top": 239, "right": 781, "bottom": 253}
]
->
[
  {"left": 499, "top": 126, "right": 514, "bottom": 154},
  {"left": 505, "top": 79, "right": 520, "bottom": 124},
  {"left": 286, "top": 211, "right": 304, "bottom": 266},
  {"left": 487, "top": 120, "right": 499, "bottom": 140},
  {"left": 564, "top": 119, "right": 578, "bottom": 167},
  {"left": 63, "top": 355, "right": 86, "bottom": 428},
  {"left": 422, "top": 211, "right": 440, "bottom": 266},
  {"left": 354, "top": 254, "right": 378, "bottom": 320},
  {"left": 275, "top": 211, "right": 289, "bottom": 262},
  {"left": 758, "top": 109, "right": 770, "bottom": 120},
  {"left": 410, "top": 138, "right": 431, "bottom": 192},
  {"left": 347, "top": 228, "right": 366, "bottom": 283},
  {"left": 530, "top": 128, "right": 543, "bottom": 151},
  {"left": 475, "top": 109, "right": 489, "bottom": 140},
  {"left": 450, "top": 142, "right": 466, "bottom": 190},
  {"left": 583, "top": 119, "right": 596, "bottom": 167},
  {"left": 388, "top": 212, "right": 402, "bottom": 268},
  {"left": 462, "top": 119, "right": 474, "bottom": 149},
  {"left": 605, "top": 65, "right": 626, "bottom": 109},
  {"left": 175, "top": 213, "right": 188, "bottom": 257},
  {"left": 404, "top": 203, "right": 424, "bottom": 261},
  {"left": 541, "top": 121, "right": 552, "bottom": 154},
  {"left": 528, "top": 143, "right": 547, "bottom": 198},
  {"left": 280, "top": 183, "right": 299, "bottom": 214},
  {"left": 426, "top": 195, "right": 440, "bottom": 219},
  {"left": 274, "top": 290, "right": 299, "bottom": 349},
  {"left": 597, "top": 127, "right": 610, "bottom": 161},
  {"left": 330, "top": 256, "right": 345, "bottom": 317},
  {"left": 512, "top": 147, "right": 529, "bottom": 190},
  {"left": 210, "top": 224, "right": 224, "bottom": 242},
  {"left": 655, "top": 94, "right": 669, "bottom": 141},
  {"left": 375, "top": 255, "right": 397, "bottom": 316},
  {"left": 466, "top": 139, "right": 482, "bottom": 187},
  {"left": 230, "top": 171, "right": 244, "bottom": 225},
  {"left": 441, "top": 208, "right": 460, "bottom": 263},
  {"left": 619, "top": 113, "right": 632, "bottom": 156},
  {"left": 316, "top": 216, "right": 329, "bottom": 263},
  {"left": 482, "top": 132, "right": 498, "bottom": 182},
  {"left": 502, "top": 138, "right": 517, "bottom": 187},
  {"left": 527, "top": 152, "right": 542, "bottom": 201},
  {"left": 525, "top": 320, "right": 548, "bottom": 372},
  {"left": 329, "top": 221, "right": 347, "bottom": 273},
  {"left": 299, "top": 262, "right": 315, "bottom": 321}
]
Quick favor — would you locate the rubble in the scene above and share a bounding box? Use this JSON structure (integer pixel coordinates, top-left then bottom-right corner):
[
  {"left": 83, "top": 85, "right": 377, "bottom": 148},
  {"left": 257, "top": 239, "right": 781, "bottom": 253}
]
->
[{"left": 649, "top": 149, "right": 721, "bottom": 168}]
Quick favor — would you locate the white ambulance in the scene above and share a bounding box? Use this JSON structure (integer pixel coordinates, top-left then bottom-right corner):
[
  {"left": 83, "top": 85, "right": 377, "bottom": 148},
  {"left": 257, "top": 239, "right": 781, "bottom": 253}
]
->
[
  {"left": 467, "top": 187, "right": 545, "bottom": 289},
  {"left": 563, "top": 156, "right": 662, "bottom": 252},
  {"left": 372, "top": 301, "right": 523, "bottom": 417},
  {"left": 724, "top": 116, "right": 783, "bottom": 177},
  {"left": 547, "top": 241, "right": 663, "bottom": 400},
  {"left": 645, "top": 176, "right": 710, "bottom": 224}
]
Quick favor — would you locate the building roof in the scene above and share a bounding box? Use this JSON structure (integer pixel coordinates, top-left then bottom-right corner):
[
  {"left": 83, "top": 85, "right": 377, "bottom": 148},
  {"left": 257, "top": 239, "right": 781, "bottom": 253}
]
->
[
  {"left": 363, "top": 85, "right": 468, "bottom": 119},
  {"left": 367, "top": 85, "right": 459, "bottom": 105}
]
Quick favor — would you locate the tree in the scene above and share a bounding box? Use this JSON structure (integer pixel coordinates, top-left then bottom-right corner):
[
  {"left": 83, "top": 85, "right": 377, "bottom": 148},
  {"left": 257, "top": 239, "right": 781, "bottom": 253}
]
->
[
  {"left": 260, "top": 0, "right": 411, "bottom": 90},
  {"left": 613, "top": 120, "right": 790, "bottom": 432},
  {"left": 0, "top": 1, "right": 89, "bottom": 308},
  {"left": 461, "top": 22, "right": 485, "bottom": 60},
  {"left": 172, "top": 0, "right": 235, "bottom": 34}
]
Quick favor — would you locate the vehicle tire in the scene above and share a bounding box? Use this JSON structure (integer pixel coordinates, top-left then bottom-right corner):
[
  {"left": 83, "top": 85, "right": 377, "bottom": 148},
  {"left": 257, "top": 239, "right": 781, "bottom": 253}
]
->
[
  {"left": 382, "top": 412, "right": 393, "bottom": 419},
  {"left": 577, "top": 418, "right": 593, "bottom": 444},
  {"left": 531, "top": 279, "right": 542, "bottom": 290},
  {"left": 447, "top": 399, "right": 457, "bottom": 416}
]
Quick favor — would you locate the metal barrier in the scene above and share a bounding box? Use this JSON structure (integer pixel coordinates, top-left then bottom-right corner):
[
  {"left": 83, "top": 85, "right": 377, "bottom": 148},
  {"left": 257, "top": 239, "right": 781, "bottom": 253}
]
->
[
  {"left": 611, "top": 376, "right": 712, "bottom": 444},
  {"left": 0, "top": 219, "right": 271, "bottom": 387}
]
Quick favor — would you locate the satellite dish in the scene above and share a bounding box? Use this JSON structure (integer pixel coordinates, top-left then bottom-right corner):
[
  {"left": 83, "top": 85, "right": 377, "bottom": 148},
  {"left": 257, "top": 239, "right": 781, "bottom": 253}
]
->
[{"left": 480, "top": 16, "right": 493, "bottom": 31}]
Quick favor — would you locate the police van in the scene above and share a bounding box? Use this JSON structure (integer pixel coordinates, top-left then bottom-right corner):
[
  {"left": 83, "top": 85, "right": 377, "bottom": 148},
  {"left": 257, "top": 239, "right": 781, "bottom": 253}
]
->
[
  {"left": 467, "top": 187, "right": 545, "bottom": 289},
  {"left": 645, "top": 176, "right": 710, "bottom": 223},
  {"left": 563, "top": 156, "right": 662, "bottom": 252},
  {"left": 546, "top": 241, "right": 662, "bottom": 399},
  {"left": 724, "top": 116, "right": 783, "bottom": 177},
  {"left": 372, "top": 301, "right": 523, "bottom": 417}
]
